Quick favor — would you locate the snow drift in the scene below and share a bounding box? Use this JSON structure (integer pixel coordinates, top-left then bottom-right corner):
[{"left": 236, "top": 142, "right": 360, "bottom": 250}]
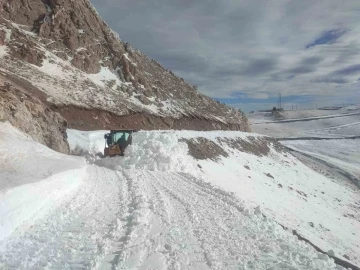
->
[{"left": 0, "top": 122, "right": 86, "bottom": 241}]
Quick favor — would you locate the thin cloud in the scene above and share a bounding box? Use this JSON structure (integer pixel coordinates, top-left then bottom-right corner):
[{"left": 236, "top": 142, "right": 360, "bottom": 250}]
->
[
  {"left": 306, "top": 29, "right": 348, "bottom": 49},
  {"left": 333, "top": 64, "right": 360, "bottom": 75}
]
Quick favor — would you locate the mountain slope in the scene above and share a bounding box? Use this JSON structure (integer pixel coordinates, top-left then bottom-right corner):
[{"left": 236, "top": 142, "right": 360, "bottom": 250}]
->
[{"left": 0, "top": 0, "right": 248, "bottom": 131}]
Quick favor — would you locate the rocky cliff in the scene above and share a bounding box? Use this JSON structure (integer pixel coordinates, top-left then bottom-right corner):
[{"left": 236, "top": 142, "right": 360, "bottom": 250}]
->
[
  {"left": 0, "top": 0, "right": 249, "bottom": 131},
  {"left": 0, "top": 74, "right": 69, "bottom": 153}
]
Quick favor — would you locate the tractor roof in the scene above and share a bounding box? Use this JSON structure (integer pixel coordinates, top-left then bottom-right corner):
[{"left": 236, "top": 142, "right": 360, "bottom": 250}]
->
[{"left": 110, "top": 130, "right": 137, "bottom": 133}]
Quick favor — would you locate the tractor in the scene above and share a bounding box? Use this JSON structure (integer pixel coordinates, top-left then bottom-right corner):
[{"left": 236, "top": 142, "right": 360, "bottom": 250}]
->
[{"left": 104, "top": 130, "right": 136, "bottom": 157}]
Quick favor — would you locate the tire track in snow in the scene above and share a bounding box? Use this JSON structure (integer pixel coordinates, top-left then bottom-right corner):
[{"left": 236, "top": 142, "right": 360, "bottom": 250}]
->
[
  {"left": 109, "top": 170, "right": 196, "bottom": 270},
  {"left": 94, "top": 169, "right": 131, "bottom": 269},
  {"left": 151, "top": 171, "right": 247, "bottom": 270},
  {"left": 151, "top": 172, "right": 216, "bottom": 269},
  {"left": 103, "top": 170, "right": 153, "bottom": 270},
  {"left": 148, "top": 178, "right": 193, "bottom": 270}
]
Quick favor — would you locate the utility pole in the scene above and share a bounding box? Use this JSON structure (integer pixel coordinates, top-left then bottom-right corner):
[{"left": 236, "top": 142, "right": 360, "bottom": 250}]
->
[{"left": 278, "top": 93, "right": 282, "bottom": 110}]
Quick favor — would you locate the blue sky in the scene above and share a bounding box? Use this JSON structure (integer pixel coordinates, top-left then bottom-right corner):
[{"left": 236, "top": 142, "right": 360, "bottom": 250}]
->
[
  {"left": 305, "top": 29, "right": 348, "bottom": 49},
  {"left": 90, "top": 0, "right": 360, "bottom": 112}
]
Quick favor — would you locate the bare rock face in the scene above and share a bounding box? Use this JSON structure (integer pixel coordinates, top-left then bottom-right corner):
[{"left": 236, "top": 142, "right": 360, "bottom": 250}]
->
[
  {"left": 0, "top": 0, "right": 250, "bottom": 132},
  {"left": 0, "top": 29, "right": 5, "bottom": 45},
  {"left": 0, "top": 76, "right": 70, "bottom": 154}
]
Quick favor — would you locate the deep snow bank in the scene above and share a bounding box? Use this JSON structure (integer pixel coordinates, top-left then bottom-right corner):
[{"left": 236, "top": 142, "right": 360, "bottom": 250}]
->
[
  {"left": 95, "top": 131, "right": 201, "bottom": 175},
  {"left": 0, "top": 123, "right": 85, "bottom": 190},
  {"left": 67, "top": 129, "right": 107, "bottom": 157},
  {"left": 0, "top": 122, "right": 86, "bottom": 240},
  {"left": 68, "top": 129, "right": 360, "bottom": 267}
]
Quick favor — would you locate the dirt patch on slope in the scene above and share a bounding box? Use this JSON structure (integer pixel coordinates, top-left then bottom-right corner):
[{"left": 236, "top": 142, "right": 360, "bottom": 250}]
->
[
  {"left": 181, "top": 138, "right": 229, "bottom": 161},
  {"left": 221, "top": 137, "right": 271, "bottom": 157},
  {"left": 183, "top": 136, "right": 288, "bottom": 161},
  {"left": 226, "top": 136, "right": 287, "bottom": 157}
]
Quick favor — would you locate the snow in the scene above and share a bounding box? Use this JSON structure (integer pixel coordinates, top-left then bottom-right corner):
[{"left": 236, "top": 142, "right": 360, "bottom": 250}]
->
[
  {"left": 67, "top": 129, "right": 107, "bottom": 156},
  {"left": 9, "top": 22, "right": 37, "bottom": 38},
  {"left": 95, "top": 131, "right": 201, "bottom": 175},
  {"left": 0, "top": 123, "right": 358, "bottom": 268},
  {"left": 248, "top": 108, "right": 360, "bottom": 266},
  {"left": 0, "top": 122, "right": 86, "bottom": 190},
  {"left": 250, "top": 107, "right": 360, "bottom": 138},
  {"left": 128, "top": 95, "right": 160, "bottom": 114},
  {"left": 0, "top": 122, "right": 86, "bottom": 241},
  {"left": 283, "top": 139, "right": 360, "bottom": 184},
  {"left": 0, "top": 25, "right": 11, "bottom": 58},
  {"left": 123, "top": 53, "right": 137, "bottom": 66},
  {"left": 0, "top": 166, "right": 85, "bottom": 241},
  {"left": 76, "top": 47, "right": 87, "bottom": 52},
  {"left": 71, "top": 129, "right": 360, "bottom": 267},
  {"left": 197, "top": 140, "right": 360, "bottom": 265},
  {"left": 86, "top": 66, "right": 123, "bottom": 89},
  {"left": 252, "top": 112, "right": 360, "bottom": 125},
  {"left": 0, "top": 26, "right": 12, "bottom": 43},
  {"left": 0, "top": 45, "right": 8, "bottom": 58},
  {"left": 248, "top": 106, "right": 360, "bottom": 124},
  {"left": 2, "top": 165, "right": 344, "bottom": 269}
]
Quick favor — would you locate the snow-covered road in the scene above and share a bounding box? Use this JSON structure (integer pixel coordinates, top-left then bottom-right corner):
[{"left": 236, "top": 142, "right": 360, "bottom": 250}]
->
[
  {"left": 1, "top": 123, "right": 358, "bottom": 269},
  {"left": 0, "top": 165, "right": 343, "bottom": 269}
]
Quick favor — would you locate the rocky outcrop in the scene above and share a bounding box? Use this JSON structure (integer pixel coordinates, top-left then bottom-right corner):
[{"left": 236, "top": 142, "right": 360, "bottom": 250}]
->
[
  {"left": 0, "top": 0, "right": 250, "bottom": 132},
  {"left": 0, "top": 75, "right": 70, "bottom": 154}
]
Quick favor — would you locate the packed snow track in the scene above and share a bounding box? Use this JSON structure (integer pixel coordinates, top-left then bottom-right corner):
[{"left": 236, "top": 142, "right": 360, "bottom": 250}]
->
[{"left": 0, "top": 165, "right": 343, "bottom": 269}]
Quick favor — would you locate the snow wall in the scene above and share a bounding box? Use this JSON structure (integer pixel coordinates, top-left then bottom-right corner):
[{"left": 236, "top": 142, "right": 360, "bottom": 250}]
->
[{"left": 0, "top": 122, "right": 86, "bottom": 241}]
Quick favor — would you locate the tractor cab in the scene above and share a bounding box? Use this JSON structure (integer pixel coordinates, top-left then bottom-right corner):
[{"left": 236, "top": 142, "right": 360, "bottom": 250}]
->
[{"left": 104, "top": 130, "right": 135, "bottom": 157}]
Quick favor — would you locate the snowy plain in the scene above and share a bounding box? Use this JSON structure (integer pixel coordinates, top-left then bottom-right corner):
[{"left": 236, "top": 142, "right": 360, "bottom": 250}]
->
[
  {"left": 249, "top": 106, "right": 360, "bottom": 185},
  {"left": 0, "top": 123, "right": 359, "bottom": 269},
  {"left": 249, "top": 106, "right": 360, "bottom": 139}
]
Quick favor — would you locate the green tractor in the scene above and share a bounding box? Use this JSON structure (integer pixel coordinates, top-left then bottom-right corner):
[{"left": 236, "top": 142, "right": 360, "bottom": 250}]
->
[{"left": 104, "top": 130, "right": 136, "bottom": 157}]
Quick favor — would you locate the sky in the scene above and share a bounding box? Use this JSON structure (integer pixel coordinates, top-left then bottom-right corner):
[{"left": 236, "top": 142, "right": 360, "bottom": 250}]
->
[{"left": 90, "top": 0, "right": 360, "bottom": 112}]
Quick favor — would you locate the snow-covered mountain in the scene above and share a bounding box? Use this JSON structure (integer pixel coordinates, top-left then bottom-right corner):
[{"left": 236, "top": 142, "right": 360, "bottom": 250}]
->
[{"left": 0, "top": 0, "right": 248, "bottom": 131}]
